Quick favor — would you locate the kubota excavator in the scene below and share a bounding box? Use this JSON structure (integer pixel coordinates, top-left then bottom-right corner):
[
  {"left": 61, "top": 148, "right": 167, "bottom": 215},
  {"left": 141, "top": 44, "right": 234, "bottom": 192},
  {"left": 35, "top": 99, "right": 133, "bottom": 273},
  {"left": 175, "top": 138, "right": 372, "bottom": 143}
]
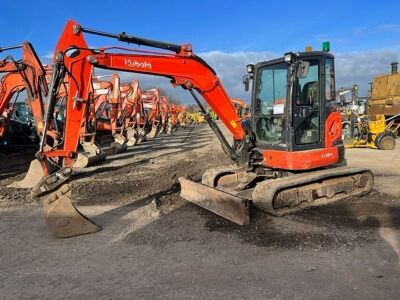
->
[
  {"left": 116, "top": 79, "right": 141, "bottom": 146},
  {"left": 0, "top": 43, "right": 62, "bottom": 188},
  {"left": 168, "top": 104, "right": 188, "bottom": 132},
  {"left": 31, "top": 20, "right": 374, "bottom": 237},
  {"left": 158, "top": 95, "right": 169, "bottom": 134},
  {"left": 231, "top": 97, "right": 250, "bottom": 119},
  {"left": 92, "top": 73, "right": 128, "bottom": 154},
  {"left": 141, "top": 88, "right": 163, "bottom": 139},
  {"left": 0, "top": 42, "right": 47, "bottom": 140}
]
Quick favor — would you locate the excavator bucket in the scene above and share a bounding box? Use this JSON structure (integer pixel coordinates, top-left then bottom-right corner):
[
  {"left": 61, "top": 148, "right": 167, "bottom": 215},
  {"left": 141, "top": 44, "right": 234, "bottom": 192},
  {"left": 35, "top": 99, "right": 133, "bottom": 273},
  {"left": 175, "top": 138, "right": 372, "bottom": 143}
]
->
[
  {"left": 41, "top": 184, "right": 101, "bottom": 238},
  {"left": 136, "top": 127, "right": 146, "bottom": 143},
  {"left": 74, "top": 151, "right": 107, "bottom": 168},
  {"left": 110, "top": 134, "right": 128, "bottom": 154},
  {"left": 126, "top": 128, "right": 138, "bottom": 146},
  {"left": 179, "top": 177, "right": 250, "bottom": 225},
  {"left": 73, "top": 142, "right": 107, "bottom": 169},
  {"left": 146, "top": 125, "right": 159, "bottom": 140},
  {"left": 8, "top": 159, "right": 45, "bottom": 188}
]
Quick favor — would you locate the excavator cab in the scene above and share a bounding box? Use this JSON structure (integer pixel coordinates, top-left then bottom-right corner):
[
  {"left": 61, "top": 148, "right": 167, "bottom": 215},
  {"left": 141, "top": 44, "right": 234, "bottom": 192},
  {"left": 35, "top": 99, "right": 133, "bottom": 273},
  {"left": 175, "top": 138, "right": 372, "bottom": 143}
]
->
[
  {"left": 250, "top": 51, "right": 337, "bottom": 153},
  {"left": 181, "top": 50, "right": 372, "bottom": 224}
]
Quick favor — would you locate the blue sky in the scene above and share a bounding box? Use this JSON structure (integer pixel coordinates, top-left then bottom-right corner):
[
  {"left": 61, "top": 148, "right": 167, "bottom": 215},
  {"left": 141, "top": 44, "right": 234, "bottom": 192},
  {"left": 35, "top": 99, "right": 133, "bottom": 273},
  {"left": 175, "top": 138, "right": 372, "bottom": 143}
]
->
[{"left": 2, "top": 0, "right": 400, "bottom": 102}]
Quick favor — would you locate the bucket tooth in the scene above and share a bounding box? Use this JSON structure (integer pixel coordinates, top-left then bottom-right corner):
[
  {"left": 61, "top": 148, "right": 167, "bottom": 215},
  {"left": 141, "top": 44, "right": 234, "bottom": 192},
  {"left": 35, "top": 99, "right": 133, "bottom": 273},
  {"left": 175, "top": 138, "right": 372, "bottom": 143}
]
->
[
  {"left": 179, "top": 177, "right": 250, "bottom": 225},
  {"left": 42, "top": 184, "right": 101, "bottom": 238}
]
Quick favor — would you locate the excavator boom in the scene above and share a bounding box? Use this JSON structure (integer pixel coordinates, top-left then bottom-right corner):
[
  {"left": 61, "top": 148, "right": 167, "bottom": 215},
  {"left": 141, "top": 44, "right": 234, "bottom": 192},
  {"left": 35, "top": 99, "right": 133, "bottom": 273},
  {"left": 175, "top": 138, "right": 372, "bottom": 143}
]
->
[{"left": 33, "top": 20, "right": 245, "bottom": 237}]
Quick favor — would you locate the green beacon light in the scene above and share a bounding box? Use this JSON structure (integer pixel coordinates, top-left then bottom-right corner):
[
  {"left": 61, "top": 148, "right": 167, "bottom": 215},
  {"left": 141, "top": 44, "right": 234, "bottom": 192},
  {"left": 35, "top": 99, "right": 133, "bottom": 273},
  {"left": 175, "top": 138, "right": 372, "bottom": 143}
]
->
[{"left": 322, "top": 41, "right": 330, "bottom": 52}]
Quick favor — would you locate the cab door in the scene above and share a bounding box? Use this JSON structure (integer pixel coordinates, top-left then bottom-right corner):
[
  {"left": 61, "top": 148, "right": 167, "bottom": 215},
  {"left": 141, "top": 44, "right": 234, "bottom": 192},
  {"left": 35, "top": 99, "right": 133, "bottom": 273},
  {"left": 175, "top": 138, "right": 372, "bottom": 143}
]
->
[{"left": 291, "top": 59, "right": 324, "bottom": 151}]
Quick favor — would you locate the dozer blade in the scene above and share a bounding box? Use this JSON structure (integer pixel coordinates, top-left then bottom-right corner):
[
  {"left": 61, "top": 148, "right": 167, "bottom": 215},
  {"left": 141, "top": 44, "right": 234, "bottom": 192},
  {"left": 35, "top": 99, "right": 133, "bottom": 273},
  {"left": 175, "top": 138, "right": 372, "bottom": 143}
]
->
[
  {"left": 146, "top": 125, "right": 159, "bottom": 140},
  {"left": 8, "top": 159, "right": 45, "bottom": 189},
  {"left": 252, "top": 166, "right": 374, "bottom": 216},
  {"left": 41, "top": 184, "right": 101, "bottom": 238},
  {"left": 179, "top": 177, "right": 250, "bottom": 225}
]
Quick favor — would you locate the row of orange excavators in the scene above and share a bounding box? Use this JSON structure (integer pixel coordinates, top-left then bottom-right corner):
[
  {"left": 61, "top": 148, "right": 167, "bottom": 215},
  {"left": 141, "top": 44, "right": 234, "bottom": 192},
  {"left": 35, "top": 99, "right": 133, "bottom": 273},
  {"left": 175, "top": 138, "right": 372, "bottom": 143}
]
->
[
  {"left": 1, "top": 20, "right": 373, "bottom": 238},
  {"left": 0, "top": 42, "right": 195, "bottom": 177}
]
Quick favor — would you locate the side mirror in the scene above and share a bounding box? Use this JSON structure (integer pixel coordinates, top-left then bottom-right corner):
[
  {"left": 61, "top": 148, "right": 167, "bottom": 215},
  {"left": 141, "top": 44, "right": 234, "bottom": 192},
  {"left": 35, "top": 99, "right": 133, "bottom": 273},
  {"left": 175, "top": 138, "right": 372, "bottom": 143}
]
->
[
  {"left": 15, "top": 110, "right": 20, "bottom": 118},
  {"left": 243, "top": 75, "right": 250, "bottom": 92},
  {"left": 297, "top": 61, "right": 310, "bottom": 78}
]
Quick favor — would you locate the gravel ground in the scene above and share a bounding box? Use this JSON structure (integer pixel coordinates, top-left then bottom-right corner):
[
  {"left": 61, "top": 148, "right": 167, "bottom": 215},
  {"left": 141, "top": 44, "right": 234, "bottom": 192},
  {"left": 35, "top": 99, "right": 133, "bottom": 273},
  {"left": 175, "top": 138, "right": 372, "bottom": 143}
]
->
[{"left": 0, "top": 123, "right": 400, "bottom": 299}]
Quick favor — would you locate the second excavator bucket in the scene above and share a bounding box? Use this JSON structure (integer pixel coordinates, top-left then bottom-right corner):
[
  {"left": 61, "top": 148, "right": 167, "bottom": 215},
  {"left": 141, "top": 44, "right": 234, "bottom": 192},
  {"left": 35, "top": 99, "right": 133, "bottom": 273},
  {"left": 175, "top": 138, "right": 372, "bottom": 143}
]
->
[
  {"left": 110, "top": 134, "right": 128, "bottom": 154},
  {"left": 73, "top": 142, "right": 107, "bottom": 169},
  {"left": 179, "top": 177, "right": 250, "bottom": 225},
  {"left": 146, "top": 125, "right": 159, "bottom": 140},
  {"left": 126, "top": 128, "right": 139, "bottom": 146},
  {"left": 8, "top": 159, "right": 45, "bottom": 189},
  {"left": 136, "top": 127, "right": 146, "bottom": 143},
  {"left": 41, "top": 184, "right": 101, "bottom": 238},
  {"left": 167, "top": 125, "right": 173, "bottom": 135}
]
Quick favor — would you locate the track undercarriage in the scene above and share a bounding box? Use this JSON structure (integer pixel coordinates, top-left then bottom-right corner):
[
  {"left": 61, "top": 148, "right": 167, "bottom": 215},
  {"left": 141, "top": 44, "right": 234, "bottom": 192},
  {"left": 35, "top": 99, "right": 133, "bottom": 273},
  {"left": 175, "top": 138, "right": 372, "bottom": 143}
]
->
[{"left": 179, "top": 165, "right": 374, "bottom": 225}]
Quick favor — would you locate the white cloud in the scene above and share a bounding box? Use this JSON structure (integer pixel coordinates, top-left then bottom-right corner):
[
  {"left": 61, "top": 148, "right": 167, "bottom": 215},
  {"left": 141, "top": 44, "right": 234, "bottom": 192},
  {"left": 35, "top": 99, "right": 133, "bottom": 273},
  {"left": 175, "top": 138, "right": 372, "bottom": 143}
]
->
[{"left": 46, "top": 49, "right": 400, "bottom": 104}]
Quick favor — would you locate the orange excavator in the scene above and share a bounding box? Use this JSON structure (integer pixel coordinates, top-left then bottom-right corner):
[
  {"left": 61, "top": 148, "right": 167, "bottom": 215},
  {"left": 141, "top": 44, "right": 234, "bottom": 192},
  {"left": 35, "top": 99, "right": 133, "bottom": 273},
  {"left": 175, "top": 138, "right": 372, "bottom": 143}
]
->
[
  {"left": 168, "top": 103, "right": 185, "bottom": 133},
  {"left": 0, "top": 43, "right": 60, "bottom": 188},
  {"left": 119, "top": 79, "right": 142, "bottom": 146},
  {"left": 141, "top": 88, "right": 163, "bottom": 139},
  {"left": 231, "top": 98, "right": 250, "bottom": 119},
  {"left": 93, "top": 73, "right": 128, "bottom": 154},
  {"left": 0, "top": 42, "right": 47, "bottom": 141},
  {"left": 159, "top": 95, "right": 170, "bottom": 134},
  {"left": 31, "top": 20, "right": 373, "bottom": 237}
]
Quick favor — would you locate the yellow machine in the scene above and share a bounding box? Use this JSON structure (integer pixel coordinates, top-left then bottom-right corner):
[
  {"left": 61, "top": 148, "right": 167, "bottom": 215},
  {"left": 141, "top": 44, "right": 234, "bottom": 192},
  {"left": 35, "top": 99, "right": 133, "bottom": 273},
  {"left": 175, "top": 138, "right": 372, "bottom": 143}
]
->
[
  {"left": 367, "top": 62, "right": 400, "bottom": 117},
  {"left": 344, "top": 114, "right": 398, "bottom": 150}
]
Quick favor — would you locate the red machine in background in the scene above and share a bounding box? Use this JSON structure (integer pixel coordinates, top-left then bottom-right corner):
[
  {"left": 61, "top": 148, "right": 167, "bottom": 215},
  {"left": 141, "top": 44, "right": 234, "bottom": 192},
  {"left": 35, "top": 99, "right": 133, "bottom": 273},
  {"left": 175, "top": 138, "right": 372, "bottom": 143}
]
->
[
  {"left": 119, "top": 79, "right": 142, "bottom": 146},
  {"left": 0, "top": 42, "right": 47, "bottom": 140},
  {"left": 141, "top": 88, "right": 163, "bottom": 139},
  {"left": 92, "top": 73, "right": 127, "bottom": 154},
  {"left": 31, "top": 20, "right": 373, "bottom": 238},
  {"left": 159, "top": 95, "right": 170, "bottom": 134},
  {"left": 231, "top": 98, "right": 250, "bottom": 119},
  {"left": 168, "top": 103, "right": 184, "bottom": 133}
]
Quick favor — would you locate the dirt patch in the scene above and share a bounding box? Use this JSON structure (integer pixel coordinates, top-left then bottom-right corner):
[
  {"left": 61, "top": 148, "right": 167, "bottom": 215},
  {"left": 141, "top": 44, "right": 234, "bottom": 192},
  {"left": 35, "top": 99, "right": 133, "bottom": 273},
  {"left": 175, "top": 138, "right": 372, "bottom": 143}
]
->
[{"left": 1, "top": 124, "right": 400, "bottom": 299}]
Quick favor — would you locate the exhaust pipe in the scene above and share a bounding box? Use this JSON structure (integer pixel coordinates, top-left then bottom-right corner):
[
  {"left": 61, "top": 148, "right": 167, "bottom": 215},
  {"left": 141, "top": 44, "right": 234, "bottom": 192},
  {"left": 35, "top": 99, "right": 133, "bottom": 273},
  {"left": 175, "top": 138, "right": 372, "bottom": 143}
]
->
[{"left": 391, "top": 62, "right": 398, "bottom": 74}]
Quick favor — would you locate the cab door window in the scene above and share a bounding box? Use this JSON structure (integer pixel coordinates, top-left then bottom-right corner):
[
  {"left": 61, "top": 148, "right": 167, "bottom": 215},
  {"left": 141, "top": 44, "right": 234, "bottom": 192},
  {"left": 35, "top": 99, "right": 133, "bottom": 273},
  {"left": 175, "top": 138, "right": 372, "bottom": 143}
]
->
[
  {"left": 255, "top": 63, "right": 287, "bottom": 144},
  {"left": 294, "top": 60, "right": 320, "bottom": 145}
]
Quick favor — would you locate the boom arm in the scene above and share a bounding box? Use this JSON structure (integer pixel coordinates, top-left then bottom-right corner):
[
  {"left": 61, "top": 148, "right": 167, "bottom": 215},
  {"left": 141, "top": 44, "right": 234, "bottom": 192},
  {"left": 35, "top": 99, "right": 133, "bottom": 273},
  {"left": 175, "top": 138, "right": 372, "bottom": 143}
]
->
[
  {"left": 39, "top": 21, "right": 245, "bottom": 166},
  {"left": 41, "top": 20, "right": 245, "bottom": 166}
]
